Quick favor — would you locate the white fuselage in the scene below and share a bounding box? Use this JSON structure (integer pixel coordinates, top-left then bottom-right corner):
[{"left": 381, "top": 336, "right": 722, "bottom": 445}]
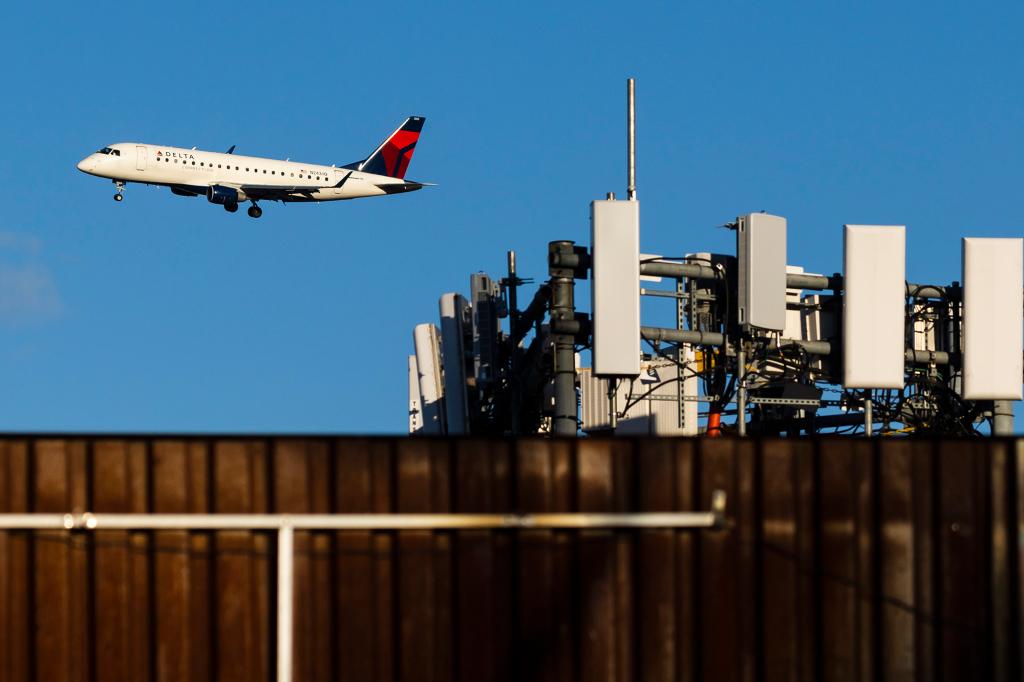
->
[{"left": 76, "top": 142, "right": 405, "bottom": 202}]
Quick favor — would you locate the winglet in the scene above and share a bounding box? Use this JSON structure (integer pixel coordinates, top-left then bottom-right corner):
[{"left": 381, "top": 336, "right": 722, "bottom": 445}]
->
[{"left": 226, "top": 145, "right": 236, "bottom": 155}]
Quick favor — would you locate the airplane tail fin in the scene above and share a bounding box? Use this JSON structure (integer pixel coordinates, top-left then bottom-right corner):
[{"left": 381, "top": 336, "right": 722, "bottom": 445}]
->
[{"left": 355, "top": 116, "right": 425, "bottom": 179}]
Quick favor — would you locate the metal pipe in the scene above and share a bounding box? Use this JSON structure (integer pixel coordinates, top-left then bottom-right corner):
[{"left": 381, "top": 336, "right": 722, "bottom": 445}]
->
[
  {"left": 507, "top": 250, "right": 518, "bottom": 343},
  {"left": 864, "top": 394, "right": 873, "bottom": 437},
  {"left": 993, "top": 400, "right": 1015, "bottom": 436},
  {"left": 608, "top": 378, "right": 618, "bottom": 430},
  {"left": 785, "top": 272, "right": 843, "bottom": 290},
  {"left": 640, "top": 261, "right": 719, "bottom": 281},
  {"left": 0, "top": 509, "right": 727, "bottom": 531},
  {"left": 627, "top": 78, "right": 636, "bottom": 201},
  {"left": 641, "top": 329, "right": 953, "bottom": 367},
  {"left": 737, "top": 346, "right": 747, "bottom": 437},
  {"left": 277, "top": 524, "right": 294, "bottom": 682},
  {"left": 549, "top": 241, "right": 578, "bottom": 436},
  {"left": 641, "top": 326, "right": 724, "bottom": 346}
]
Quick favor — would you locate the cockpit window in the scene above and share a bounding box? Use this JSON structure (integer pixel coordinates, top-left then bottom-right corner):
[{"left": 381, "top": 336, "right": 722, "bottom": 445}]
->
[{"left": 95, "top": 147, "right": 120, "bottom": 156}]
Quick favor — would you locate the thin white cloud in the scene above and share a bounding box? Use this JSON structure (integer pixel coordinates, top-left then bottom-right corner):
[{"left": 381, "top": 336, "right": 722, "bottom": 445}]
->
[{"left": 0, "top": 230, "right": 63, "bottom": 325}]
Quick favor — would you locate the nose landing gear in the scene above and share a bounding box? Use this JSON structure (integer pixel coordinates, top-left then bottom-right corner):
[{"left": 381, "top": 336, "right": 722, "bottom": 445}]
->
[
  {"left": 247, "top": 203, "right": 262, "bottom": 219},
  {"left": 113, "top": 181, "right": 126, "bottom": 201}
]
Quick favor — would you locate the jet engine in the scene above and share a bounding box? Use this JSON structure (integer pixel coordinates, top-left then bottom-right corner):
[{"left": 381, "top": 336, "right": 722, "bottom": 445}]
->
[{"left": 207, "top": 185, "right": 246, "bottom": 205}]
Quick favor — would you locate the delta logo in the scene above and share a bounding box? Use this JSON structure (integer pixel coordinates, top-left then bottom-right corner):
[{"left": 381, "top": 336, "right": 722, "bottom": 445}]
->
[{"left": 157, "top": 150, "right": 195, "bottom": 159}]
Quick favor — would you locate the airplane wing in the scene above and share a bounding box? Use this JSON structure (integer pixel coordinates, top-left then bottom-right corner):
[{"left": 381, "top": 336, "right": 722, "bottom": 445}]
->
[
  {"left": 212, "top": 171, "right": 353, "bottom": 201},
  {"left": 213, "top": 181, "right": 326, "bottom": 201}
]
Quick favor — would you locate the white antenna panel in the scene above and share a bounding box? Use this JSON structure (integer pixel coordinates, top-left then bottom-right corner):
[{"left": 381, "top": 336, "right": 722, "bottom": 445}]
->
[
  {"left": 413, "top": 323, "right": 445, "bottom": 434},
  {"left": 737, "top": 213, "right": 787, "bottom": 331},
  {"left": 843, "top": 225, "right": 906, "bottom": 389},
  {"left": 962, "top": 238, "right": 1023, "bottom": 400},
  {"left": 408, "top": 355, "right": 423, "bottom": 434},
  {"left": 591, "top": 200, "right": 640, "bottom": 377},
  {"left": 439, "top": 293, "right": 470, "bottom": 434}
]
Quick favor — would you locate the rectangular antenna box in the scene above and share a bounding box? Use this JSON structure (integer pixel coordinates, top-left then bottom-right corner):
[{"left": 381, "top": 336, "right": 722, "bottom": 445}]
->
[
  {"left": 962, "top": 237, "right": 1023, "bottom": 399},
  {"left": 591, "top": 199, "right": 640, "bottom": 377},
  {"left": 843, "top": 225, "right": 905, "bottom": 389},
  {"left": 439, "top": 293, "right": 470, "bottom": 434},
  {"left": 737, "top": 213, "right": 787, "bottom": 331}
]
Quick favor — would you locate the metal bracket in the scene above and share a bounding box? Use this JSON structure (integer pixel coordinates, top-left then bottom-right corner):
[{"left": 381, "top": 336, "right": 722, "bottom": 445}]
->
[{"left": 748, "top": 397, "right": 822, "bottom": 407}]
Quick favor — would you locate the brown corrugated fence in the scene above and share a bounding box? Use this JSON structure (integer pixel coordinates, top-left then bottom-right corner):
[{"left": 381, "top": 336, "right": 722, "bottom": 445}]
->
[{"left": 0, "top": 436, "right": 1021, "bottom": 681}]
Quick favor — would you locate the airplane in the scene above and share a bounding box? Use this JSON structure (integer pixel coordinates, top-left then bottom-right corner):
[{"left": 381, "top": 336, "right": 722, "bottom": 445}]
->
[{"left": 76, "top": 116, "right": 429, "bottom": 218}]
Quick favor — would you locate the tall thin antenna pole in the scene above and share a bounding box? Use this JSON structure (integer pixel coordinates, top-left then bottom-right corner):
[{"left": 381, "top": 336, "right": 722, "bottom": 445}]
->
[{"left": 627, "top": 78, "right": 636, "bottom": 201}]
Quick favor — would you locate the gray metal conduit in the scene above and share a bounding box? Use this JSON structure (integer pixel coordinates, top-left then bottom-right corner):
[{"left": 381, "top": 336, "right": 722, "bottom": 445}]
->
[
  {"left": 640, "top": 328, "right": 952, "bottom": 366},
  {"left": 638, "top": 261, "right": 954, "bottom": 300},
  {"left": 641, "top": 327, "right": 725, "bottom": 346},
  {"left": 780, "top": 339, "right": 952, "bottom": 365}
]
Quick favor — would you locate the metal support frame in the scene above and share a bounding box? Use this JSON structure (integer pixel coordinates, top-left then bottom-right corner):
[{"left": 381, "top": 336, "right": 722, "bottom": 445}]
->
[{"left": 0, "top": 499, "right": 727, "bottom": 682}]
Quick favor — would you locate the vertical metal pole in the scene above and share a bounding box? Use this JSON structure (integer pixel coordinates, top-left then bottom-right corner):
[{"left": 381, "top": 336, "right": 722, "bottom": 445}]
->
[
  {"left": 864, "top": 393, "right": 873, "bottom": 437},
  {"left": 677, "top": 276, "right": 685, "bottom": 429},
  {"left": 608, "top": 378, "right": 618, "bottom": 431},
  {"left": 549, "top": 241, "right": 578, "bottom": 436},
  {"left": 627, "top": 78, "right": 636, "bottom": 201},
  {"left": 736, "top": 345, "right": 747, "bottom": 437},
  {"left": 993, "top": 400, "right": 1014, "bottom": 436},
  {"left": 277, "top": 523, "right": 294, "bottom": 682},
  {"left": 507, "top": 250, "right": 518, "bottom": 344},
  {"left": 507, "top": 250, "right": 520, "bottom": 434}
]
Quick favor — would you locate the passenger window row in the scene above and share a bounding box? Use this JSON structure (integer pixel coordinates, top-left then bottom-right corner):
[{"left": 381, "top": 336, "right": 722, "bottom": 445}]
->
[{"left": 158, "top": 156, "right": 323, "bottom": 181}]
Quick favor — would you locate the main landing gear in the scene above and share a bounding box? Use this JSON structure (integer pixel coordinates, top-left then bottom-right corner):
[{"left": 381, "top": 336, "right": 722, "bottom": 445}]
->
[
  {"left": 113, "top": 181, "right": 125, "bottom": 202},
  {"left": 247, "top": 202, "right": 262, "bottom": 219},
  {"left": 224, "top": 201, "right": 238, "bottom": 213}
]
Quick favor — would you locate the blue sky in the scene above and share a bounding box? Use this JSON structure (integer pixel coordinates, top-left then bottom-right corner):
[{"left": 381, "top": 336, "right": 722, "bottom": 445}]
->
[{"left": 0, "top": 2, "right": 1021, "bottom": 433}]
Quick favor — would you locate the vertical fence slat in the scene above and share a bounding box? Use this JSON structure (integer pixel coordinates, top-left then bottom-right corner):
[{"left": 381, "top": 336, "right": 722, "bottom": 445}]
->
[
  {"left": 910, "top": 441, "right": 937, "bottom": 682},
  {"left": 673, "top": 439, "right": 699, "bottom": 682},
  {"left": 455, "top": 438, "right": 512, "bottom": 682},
  {"left": 307, "top": 440, "right": 334, "bottom": 682},
  {"left": 990, "top": 440, "right": 1012, "bottom": 682},
  {"left": 153, "top": 440, "right": 197, "bottom": 682},
  {"left": 516, "top": 438, "right": 574, "bottom": 682},
  {"left": 1014, "top": 441, "right": 1024, "bottom": 679},
  {"left": 273, "top": 439, "right": 315, "bottom": 682},
  {"left": 699, "top": 438, "right": 741, "bottom": 682},
  {"left": 878, "top": 440, "right": 917, "bottom": 680},
  {"left": 92, "top": 440, "right": 142, "bottom": 682},
  {"left": 636, "top": 439, "right": 678, "bottom": 682},
  {"left": 760, "top": 439, "right": 798, "bottom": 682},
  {"left": 852, "top": 440, "right": 878, "bottom": 682},
  {"left": 818, "top": 440, "right": 858, "bottom": 682},
  {"left": 212, "top": 440, "right": 266, "bottom": 682},
  {"left": 0, "top": 441, "right": 31, "bottom": 682},
  {"left": 396, "top": 439, "right": 448, "bottom": 682},
  {"left": 335, "top": 438, "right": 392, "bottom": 682},
  {"left": 576, "top": 439, "right": 619, "bottom": 682},
  {"left": 937, "top": 440, "right": 987, "bottom": 678},
  {"left": 33, "top": 439, "right": 74, "bottom": 682}
]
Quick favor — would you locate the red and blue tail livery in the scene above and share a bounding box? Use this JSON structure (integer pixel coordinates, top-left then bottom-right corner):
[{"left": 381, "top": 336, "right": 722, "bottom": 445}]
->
[{"left": 355, "top": 116, "right": 425, "bottom": 179}]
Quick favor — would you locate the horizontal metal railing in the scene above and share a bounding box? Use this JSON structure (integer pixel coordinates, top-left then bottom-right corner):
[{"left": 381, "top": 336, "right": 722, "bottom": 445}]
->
[{"left": 0, "top": 490, "right": 726, "bottom": 682}]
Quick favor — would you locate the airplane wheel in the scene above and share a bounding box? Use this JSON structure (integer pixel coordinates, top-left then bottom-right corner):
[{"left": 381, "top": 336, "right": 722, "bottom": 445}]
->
[
  {"left": 114, "top": 194, "right": 123, "bottom": 202},
  {"left": 224, "top": 202, "right": 238, "bottom": 213},
  {"left": 247, "top": 205, "right": 262, "bottom": 219}
]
